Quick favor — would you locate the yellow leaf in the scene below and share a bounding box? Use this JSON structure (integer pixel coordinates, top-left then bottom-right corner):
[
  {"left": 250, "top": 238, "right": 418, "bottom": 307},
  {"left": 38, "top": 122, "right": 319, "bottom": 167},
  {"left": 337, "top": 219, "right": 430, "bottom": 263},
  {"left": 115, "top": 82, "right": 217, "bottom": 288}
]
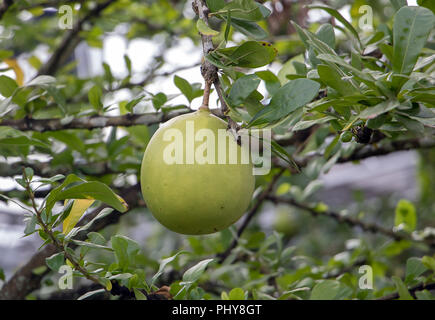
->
[
  {"left": 63, "top": 199, "right": 95, "bottom": 235},
  {"left": 105, "top": 280, "right": 112, "bottom": 291},
  {"left": 116, "top": 194, "right": 128, "bottom": 210},
  {"left": 4, "top": 59, "right": 24, "bottom": 86},
  {"left": 66, "top": 259, "right": 74, "bottom": 268}
]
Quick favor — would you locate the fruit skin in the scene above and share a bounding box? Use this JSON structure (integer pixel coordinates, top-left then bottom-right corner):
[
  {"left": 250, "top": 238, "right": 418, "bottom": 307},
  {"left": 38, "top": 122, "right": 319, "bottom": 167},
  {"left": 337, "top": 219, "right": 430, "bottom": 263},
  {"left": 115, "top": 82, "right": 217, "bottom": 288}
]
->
[{"left": 140, "top": 109, "right": 255, "bottom": 235}]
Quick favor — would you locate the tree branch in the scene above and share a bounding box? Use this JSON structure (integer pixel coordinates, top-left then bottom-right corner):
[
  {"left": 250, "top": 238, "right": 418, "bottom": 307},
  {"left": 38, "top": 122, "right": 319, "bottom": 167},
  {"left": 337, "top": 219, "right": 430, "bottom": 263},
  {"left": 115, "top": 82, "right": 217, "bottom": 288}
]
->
[
  {"left": 0, "top": 109, "right": 194, "bottom": 132},
  {"left": 272, "top": 136, "right": 435, "bottom": 169},
  {"left": 217, "top": 169, "right": 285, "bottom": 263},
  {"left": 37, "top": 0, "right": 116, "bottom": 76},
  {"left": 0, "top": 184, "right": 142, "bottom": 300},
  {"left": 377, "top": 281, "right": 435, "bottom": 300},
  {"left": 1, "top": 137, "right": 433, "bottom": 183},
  {"left": 193, "top": 0, "right": 239, "bottom": 133},
  {"left": 0, "top": 0, "right": 13, "bottom": 20},
  {"left": 267, "top": 195, "right": 435, "bottom": 249}
]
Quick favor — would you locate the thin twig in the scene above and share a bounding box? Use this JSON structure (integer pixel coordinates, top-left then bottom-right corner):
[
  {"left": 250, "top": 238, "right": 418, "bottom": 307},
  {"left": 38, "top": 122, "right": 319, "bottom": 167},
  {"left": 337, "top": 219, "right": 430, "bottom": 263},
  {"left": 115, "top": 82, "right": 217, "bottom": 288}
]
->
[
  {"left": 267, "top": 195, "right": 435, "bottom": 249},
  {"left": 0, "top": 0, "right": 13, "bottom": 20},
  {"left": 193, "top": 0, "right": 239, "bottom": 133},
  {"left": 217, "top": 169, "right": 285, "bottom": 263},
  {"left": 37, "top": 0, "right": 116, "bottom": 76},
  {"left": 378, "top": 281, "right": 435, "bottom": 300}
]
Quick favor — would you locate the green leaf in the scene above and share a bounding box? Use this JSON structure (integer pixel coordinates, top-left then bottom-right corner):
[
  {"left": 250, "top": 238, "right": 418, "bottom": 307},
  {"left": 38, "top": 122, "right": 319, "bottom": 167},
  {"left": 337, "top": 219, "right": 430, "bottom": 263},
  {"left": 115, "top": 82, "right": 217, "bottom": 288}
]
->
[
  {"left": 134, "top": 288, "right": 148, "bottom": 300},
  {"left": 422, "top": 256, "right": 435, "bottom": 271},
  {"left": 308, "top": 5, "right": 360, "bottom": 45},
  {"left": 392, "top": 6, "right": 435, "bottom": 75},
  {"left": 317, "top": 64, "right": 358, "bottom": 96},
  {"left": 230, "top": 19, "right": 267, "bottom": 40},
  {"left": 124, "top": 54, "right": 132, "bottom": 74},
  {"left": 293, "top": 116, "right": 336, "bottom": 132},
  {"left": 196, "top": 19, "right": 219, "bottom": 36},
  {"left": 152, "top": 251, "right": 187, "bottom": 285},
  {"left": 228, "top": 74, "right": 260, "bottom": 105},
  {"left": 415, "top": 290, "right": 434, "bottom": 300},
  {"left": 395, "top": 114, "right": 424, "bottom": 135},
  {"left": 316, "top": 53, "right": 377, "bottom": 91},
  {"left": 71, "top": 240, "right": 113, "bottom": 251},
  {"left": 182, "top": 258, "right": 214, "bottom": 284},
  {"left": 277, "top": 54, "right": 305, "bottom": 85},
  {"left": 24, "top": 167, "right": 34, "bottom": 181},
  {"left": 24, "top": 215, "right": 37, "bottom": 235},
  {"left": 0, "top": 50, "right": 13, "bottom": 60},
  {"left": 392, "top": 276, "right": 414, "bottom": 300},
  {"left": 45, "top": 175, "right": 127, "bottom": 214},
  {"left": 88, "top": 85, "right": 103, "bottom": 110},
  {"left": 217, "top": 41, "right": 277, "bottom": 68},
  {"left": 394, "top": 199, "right": 417, "bottom": 232},
  {"left": 228, "top": 288, "right": 245, "bottom": 300},
  {"left": 0, "top": 135, "right": 50, "bottom": 149},
  {"left": 0, "top": 75, "right": 18, "bottom": 97},
  {"left": 249, "top": 79, "right": 320, "bottom": 127},
  {"left": 26, "top": 75, "right": 56, "bottom": 87},
  {"left": 405, "top": 258, "right": 428, "bottom": 282},
  {"left": 77, "top": 289, "right": 105, "bottom": 300},
  {"left": 231, "top": 41, "right": 276, "bottom": 68},
  {"left": 46, "top": 252, "right": 65, "bottom": 272},
  {"left": 111, "top": 235, "right": 140, "bottom": 270},
  {"left": 206, "top": 0, "right": 226, "bottom": 12},
  {"left": 57, "top": 182, "right": 127, "bottom": 213},
  {"left": 174, "top": 75, "right": 194, "bottom": 103},
  {"left": 310, "top": 280, "right": 341, "bottom": 300},
  {"left": 66, "top": 208, "right": 114, "bottom": 239},
  {"left": 389, "top": 0, "right": 407, "bottom": 11},
  {"left": 152, "top": 92, "right": 167, "bottom": 110},
  {"left": 255, "top": 70, "right": 280, "bottom": 95},
  {"left": 218, "top": 0, "right": 269, "bottom": 21},
  {"left": 359, "top": 100, "right": 399, "bottom": 119},
  {"left": 418, "top": 0, "right": 435, "bottom": 14},
  {"left": 315, "top": 24, "right": 335, "bottom": 49}
]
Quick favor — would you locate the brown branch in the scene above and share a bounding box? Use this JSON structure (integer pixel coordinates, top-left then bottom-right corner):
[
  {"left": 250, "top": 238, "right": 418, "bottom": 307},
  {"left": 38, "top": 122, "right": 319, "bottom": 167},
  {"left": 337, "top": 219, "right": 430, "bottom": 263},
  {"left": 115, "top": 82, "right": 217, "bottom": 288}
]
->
[
  {"left": 336, "top": 137, "right": 435, "bottom": 163},
  {"left": 378, "top": 281, "right": 435, "bottom": 300},
  {"left": 217, "top": 169, "right": 285, "bottom": 263},
  {"left": 267, "top": 196, "right": 435, "bottom": 249},
  {"left": 323, "top": 258, "right": 367, "bottom": 279},
  {"left": 37, "top": 0, "right": 116, "bottom": 76},
  {"left": 0, "top": 0, "right": 13, "bottom": 20},
  {"left": 0, "top": 184, "right": 142, "bottom": 300},
  {"left": 19, "top": 0, "right": 84, "bottom": 11},
  {"left": 1, "top": 137, "right": 434, "bottom": 183},
  {"left": 0, "top": 109, "right": 193, "bottom": 132},
  {"left": 0, "top": 159, "right": 132, "bottom": 178},
  {"left": 193, "top": 0, "right": 239, "bottom": 133},
  {"left": 272, "top": 136, "right": 435, "bottom": 170}
]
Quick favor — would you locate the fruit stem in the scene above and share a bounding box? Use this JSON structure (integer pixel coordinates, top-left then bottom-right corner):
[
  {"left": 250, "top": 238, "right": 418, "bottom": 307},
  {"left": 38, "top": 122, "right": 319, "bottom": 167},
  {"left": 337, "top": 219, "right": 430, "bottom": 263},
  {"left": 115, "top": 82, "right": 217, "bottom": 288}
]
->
[{"left": 199, "top": 80, "right": 211, "bottom": 111}]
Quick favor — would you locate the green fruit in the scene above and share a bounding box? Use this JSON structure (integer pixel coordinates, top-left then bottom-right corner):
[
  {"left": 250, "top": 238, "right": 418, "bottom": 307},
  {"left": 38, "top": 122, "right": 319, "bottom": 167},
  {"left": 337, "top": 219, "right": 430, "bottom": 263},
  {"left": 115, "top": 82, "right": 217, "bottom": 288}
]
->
[
  {"left": 273, "top": 206, "right": 298, "bottom": 237},
  {"left": 140, "top": 109, "right": 255, "bottom": 235},
  {"left": 340, "top": 131, "right": 353, "bottom": 142}
]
